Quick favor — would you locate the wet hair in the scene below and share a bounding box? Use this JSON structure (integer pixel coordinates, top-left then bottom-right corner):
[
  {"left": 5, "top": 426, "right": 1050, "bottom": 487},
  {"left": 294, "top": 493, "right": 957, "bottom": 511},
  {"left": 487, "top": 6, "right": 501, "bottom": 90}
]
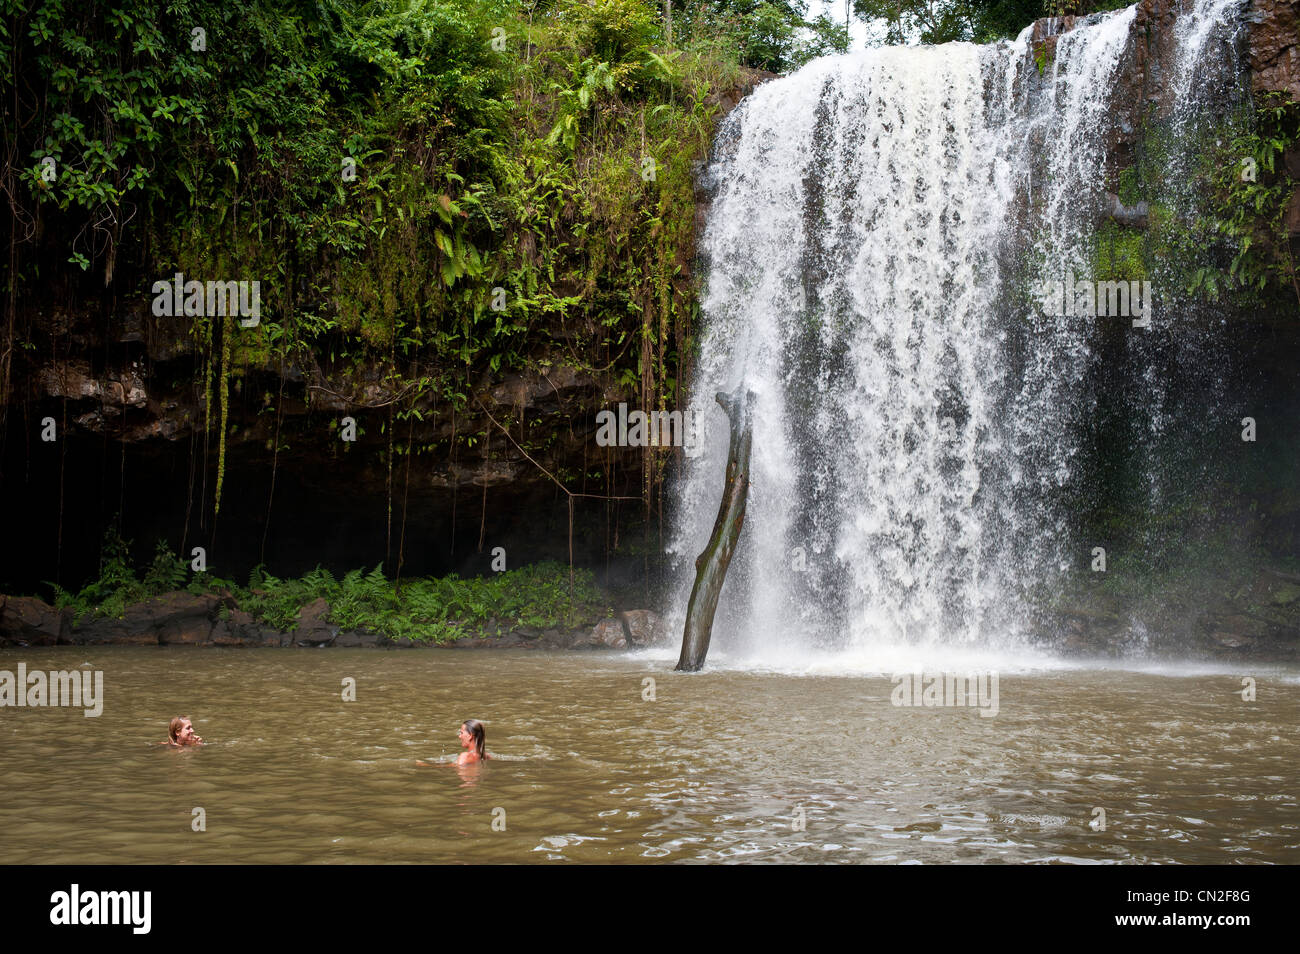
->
[
  {"left": 462, "top": 719, "right": 486, "bottom": 761},
  {"left": 168, "top": 716, "right": 190, "bottom": 744}
]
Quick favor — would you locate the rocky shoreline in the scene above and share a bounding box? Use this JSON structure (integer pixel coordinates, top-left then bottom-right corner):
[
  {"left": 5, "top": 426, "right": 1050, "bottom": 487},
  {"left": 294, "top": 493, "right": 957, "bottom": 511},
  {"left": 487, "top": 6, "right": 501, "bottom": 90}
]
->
[
  {"left": 1035, "top": 563, "right": 1300, "bottom": 662},
  {"left": 4, "top": 568, "right": 1299, "bottom": 660},
  {"left": 0, "top": 592, "right": 672, "bottom": 652}
]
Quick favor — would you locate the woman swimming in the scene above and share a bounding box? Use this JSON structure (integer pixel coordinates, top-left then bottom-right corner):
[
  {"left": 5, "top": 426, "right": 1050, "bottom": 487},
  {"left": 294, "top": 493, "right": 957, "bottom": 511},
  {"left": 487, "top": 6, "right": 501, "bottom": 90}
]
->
[
  {"left": 414, "top": 719, "right": 491, "bottom": 766},
  {"left": 456, "top": 719, "right": 490, "bottom": 765},
  {"left": 164, "top": 716, "right": 204, "bottom": 746}
]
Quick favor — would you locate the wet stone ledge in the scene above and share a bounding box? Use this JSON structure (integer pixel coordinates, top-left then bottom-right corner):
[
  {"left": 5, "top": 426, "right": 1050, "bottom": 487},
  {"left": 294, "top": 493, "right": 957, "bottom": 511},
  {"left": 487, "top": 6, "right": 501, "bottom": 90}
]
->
[{"left": 0, "top": 593, "right": 671, "bottom": 652}]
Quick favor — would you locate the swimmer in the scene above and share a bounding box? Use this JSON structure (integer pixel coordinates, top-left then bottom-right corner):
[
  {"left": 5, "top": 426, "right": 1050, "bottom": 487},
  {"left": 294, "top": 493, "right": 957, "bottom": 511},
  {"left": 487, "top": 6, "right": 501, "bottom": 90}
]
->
[
  {"left": 415, "top": 719, "right": 491, "bottom": 766},
  {"left": 457, "top": 718, "right": 490, "bottom": 765},
  {"left": 164, "top": 716, "right": 204, "bottom": 746}
]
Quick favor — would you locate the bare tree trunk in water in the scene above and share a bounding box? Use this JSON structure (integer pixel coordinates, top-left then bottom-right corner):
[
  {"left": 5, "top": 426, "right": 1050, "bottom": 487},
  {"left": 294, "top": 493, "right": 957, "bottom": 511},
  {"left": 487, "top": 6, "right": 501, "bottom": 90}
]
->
[{"left": 676, "top": 389, "right": 755, "bottom": 672}]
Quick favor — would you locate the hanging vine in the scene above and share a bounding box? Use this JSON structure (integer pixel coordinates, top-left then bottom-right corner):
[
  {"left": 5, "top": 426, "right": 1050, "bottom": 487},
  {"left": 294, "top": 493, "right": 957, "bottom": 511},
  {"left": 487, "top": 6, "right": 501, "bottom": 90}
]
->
[{"left": 214, "top": 313, "right": 231, "bottom": 517}]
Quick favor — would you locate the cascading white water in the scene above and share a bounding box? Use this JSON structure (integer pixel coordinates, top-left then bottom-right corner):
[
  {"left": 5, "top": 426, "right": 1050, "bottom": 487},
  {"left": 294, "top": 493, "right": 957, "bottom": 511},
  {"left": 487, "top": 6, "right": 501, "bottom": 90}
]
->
[
  {"left": 667, "top": 2, "right": 1246, "bottom": 663},
  {"left": 1129, "top": 0, "right": 1249, "bottom": 516},
  {"left": 1170, "top": 0, "right": 1249, "bottom": 118},
  {"left": 998, "top": 6, "right": 1138, "bottom": 582}
]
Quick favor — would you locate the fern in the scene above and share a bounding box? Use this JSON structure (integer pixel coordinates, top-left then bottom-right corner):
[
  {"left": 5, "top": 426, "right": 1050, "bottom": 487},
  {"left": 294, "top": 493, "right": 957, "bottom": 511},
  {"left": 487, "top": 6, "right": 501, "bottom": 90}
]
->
[{"left": 142, "top": 540, "right": 187, "bottom": 595}]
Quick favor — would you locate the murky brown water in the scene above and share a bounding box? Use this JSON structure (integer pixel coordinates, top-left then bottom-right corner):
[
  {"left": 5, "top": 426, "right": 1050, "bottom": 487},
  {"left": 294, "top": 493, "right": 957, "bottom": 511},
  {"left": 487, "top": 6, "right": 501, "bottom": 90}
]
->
[{"left": 1, "top": 647, "right": 1296, "bottom": 863}]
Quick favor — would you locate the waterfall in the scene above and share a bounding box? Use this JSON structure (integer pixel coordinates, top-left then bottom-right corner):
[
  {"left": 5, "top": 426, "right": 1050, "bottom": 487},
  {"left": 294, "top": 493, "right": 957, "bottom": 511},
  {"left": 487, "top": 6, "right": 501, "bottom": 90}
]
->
[{"left": 667, "top": 2, "right": 1248, "bottom": 662}]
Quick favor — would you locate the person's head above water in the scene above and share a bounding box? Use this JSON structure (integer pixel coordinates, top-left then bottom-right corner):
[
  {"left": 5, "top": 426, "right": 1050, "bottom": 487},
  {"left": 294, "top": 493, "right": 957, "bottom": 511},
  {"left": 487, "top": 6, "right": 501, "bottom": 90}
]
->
[
  {"left": 168, "top": 716, "right": 201, "bottom": 746},
  {"left": 458, "top": 719, "right": 486, "bottom": 762}
]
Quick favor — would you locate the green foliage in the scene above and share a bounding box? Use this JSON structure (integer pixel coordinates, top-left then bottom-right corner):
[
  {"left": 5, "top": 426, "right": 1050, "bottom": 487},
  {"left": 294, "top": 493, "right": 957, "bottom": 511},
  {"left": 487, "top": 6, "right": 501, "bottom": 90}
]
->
[
  {"left": 1091, "top": 220, "right": 1146, "bottom": 282},
  {"left": 553, "top": 0, "right": 661, "bottom": 66},
  {"left": 4, "top": 0, "right": 747, "bottom": 488},
  {"left": 671, "top": 1, "right": 839, "bottom": 73},
  {"left": 142, "top": 540, "right": 189, "bottom": 594},
  {"left": 736, "top": 2, "right": 800, "bottom": 72},
  {"left": 225, "top": 560, "right": 609, "bottom": 641},
  {"left": 853, "top": 0, "right": 975, "bottom": 45},
  {"left": 0, "top": 2, "right": 740, "bottom": 553},
  {"left": 851, "top": 0, "right": 1135, "bottom": 45},
  {"left": 43, "top": 531, "right": 610, "bottom": 640},
  {"left": 48, "top": 531, "right": 189, "bottom": 622},
  {"left": 1199, "top": 92, "right": 1300, "bottom": 305},
  {"left": 796, "top": 14, "right": 850, "bottom": 66},
  {"left": 1082, "top": 93, "right": 1298, "bottom": 313}
]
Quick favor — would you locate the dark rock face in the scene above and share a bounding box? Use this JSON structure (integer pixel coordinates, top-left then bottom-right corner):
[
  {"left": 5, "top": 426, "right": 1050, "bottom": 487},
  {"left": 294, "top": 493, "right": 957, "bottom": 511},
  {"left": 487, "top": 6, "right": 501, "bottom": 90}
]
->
[
  {"left": 1249, "top": 0, "right": 1299, "bottom": 99},
  {"left": 60, "top": 592, "right": 224, "bottom": 645},
  {"left": 1027, "top": 1, "right": 1292, "bottom": 178},
  {"left": 226, "top": 609, "right": 274, "bottom": 645},
  {"left": 150, "top": 593, "right": 220, "bottom": 645},
  {"left": 0, "top": 596, "right": 69, "bottom": 646},
  {"left": 294, "top": 597, "right": 337, "bottom": 647},
  {"left": 2, "top": 348, "right": 658, "bottom": 593},
  {"left": 1247, "top": 0, "right": 1300, "bottom": 240},
  {"left": 1042, "top": 563, "right": 1300, "bottom": 660}
]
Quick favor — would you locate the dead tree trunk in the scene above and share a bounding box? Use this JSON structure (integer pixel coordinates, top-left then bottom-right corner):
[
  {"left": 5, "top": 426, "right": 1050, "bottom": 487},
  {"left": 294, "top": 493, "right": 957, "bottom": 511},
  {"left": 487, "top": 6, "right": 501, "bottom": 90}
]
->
[{"left": 676, "top": 389, "right": 755, "bottom": 672}]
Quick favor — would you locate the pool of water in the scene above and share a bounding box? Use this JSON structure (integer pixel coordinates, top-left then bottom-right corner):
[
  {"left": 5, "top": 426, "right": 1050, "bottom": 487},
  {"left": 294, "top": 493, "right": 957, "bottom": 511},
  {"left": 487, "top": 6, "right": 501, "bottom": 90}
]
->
[{"left": 1, "top": 647, "right": 1296, "bottom": 863}]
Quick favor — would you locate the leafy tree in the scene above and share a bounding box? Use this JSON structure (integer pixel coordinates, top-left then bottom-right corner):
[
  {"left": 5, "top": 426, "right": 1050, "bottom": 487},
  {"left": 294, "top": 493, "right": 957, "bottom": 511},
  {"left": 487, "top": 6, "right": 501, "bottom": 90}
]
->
[
  {"left": 850, "top": 0, "right": 1133, "bottom": 45},
  {"left": 671, "top": 0, "right": 808, "bottom": 71},
  {"left": 797, "top": 12, "right": 850, "bottom": 63},
  {"left": 851, "top": 0, "right": 978, "bottom": 44}
]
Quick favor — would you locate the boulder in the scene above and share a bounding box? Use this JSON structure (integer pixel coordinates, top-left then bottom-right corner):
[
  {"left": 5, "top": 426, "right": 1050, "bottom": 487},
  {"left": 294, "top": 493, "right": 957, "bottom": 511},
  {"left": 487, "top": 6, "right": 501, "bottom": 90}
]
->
[
  {"left": 335, "top": 630, "right": 383, "bottom": 648},
  {"left": 1270, "top": 583, "right": 1300, "bottom": 607},
  {"left": 224, "top": 609, "right": 270, "bottom": 645},
  {"left": 538, "top": 628, "right": 581, "bottom": 649},
  {"left": 620, "top": 610, "right": 668, "bottom": 648},
  {"left": 1105, "top": 192, "right": 1149, "bottom": 228},
  {"left": 1213, "top": 631, "right": 1255, "bottom": 649},
  {"left": 209, "top": 620, "right": 241, "bottom": 646},
  {"left": 130, "top": 593, "right": 218, "bottom": 645},
  {"left": 0, "top": 596, "right": 69, "bottom": 646},
  {"left": 586, "top": 618, "right": 627, "bottom": 649},
  {"left": 1203, "top": 613, "right": 1274, "bottom": 649},
  {"left": 70, "top": 617, "right": 157, "bottom": 645},
  {"left": 294, "top": 597, "right": 337, "bottom": 646}
]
